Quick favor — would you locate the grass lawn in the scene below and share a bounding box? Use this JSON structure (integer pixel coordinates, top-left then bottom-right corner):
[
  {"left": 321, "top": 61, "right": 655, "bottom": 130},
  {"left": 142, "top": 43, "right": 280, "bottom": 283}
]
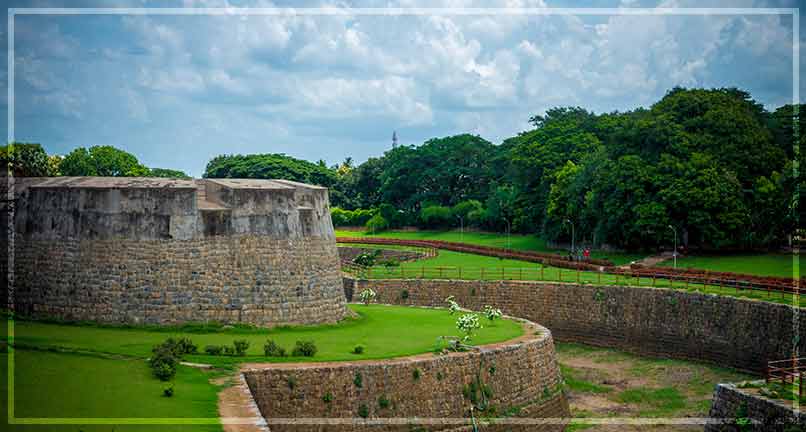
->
[
  {"left": 335, "top": 229, "right": 644, "bottom": 265},
  {"left": 1, "top": 350, "right": 222, "bottom": 432},
  {"left": 3, "top": 304, "right": 522, "bottom": 430},
  {"left": 657, "top": 253, "right": 797, "bottom": 278},
  {"left": 11, "top": 304, "right": 523, "bottom": 367}
]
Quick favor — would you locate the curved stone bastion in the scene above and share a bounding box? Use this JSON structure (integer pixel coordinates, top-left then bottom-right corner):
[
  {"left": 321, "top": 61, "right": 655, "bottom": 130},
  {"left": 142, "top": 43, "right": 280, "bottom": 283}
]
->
[
  {"left": 242, "top": 319, "right": 570, "bottom": 432},
  {"left": 344, "top": 278, "right": 805, "bottom": 373},
  {"left": 8, "top": 176, "right": 348, "bottom": 326}
]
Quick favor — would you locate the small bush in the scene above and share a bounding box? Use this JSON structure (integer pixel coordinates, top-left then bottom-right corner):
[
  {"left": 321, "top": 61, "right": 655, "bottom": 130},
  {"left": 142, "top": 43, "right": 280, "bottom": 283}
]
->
[
  {"left": 352, "top": 345, "right": 365, "bottom": 355},
  {"left": 354, "top": 372, "right": 363, "bottom": 388},
  {"left": 412, "top": 368, "right": 421, "bottom": 381},
  {"left": 163, "top": 386, "right": 174, "bottom": 397},
  {"left": 222, "top": 345, "right": 235, "bottom": 356},
  {"left": 204, "top": 345, "right": 223, "bottom": 356},
  {"left": 400, "top": 290, "right": 409, "bottom": 300},
  {"left": 358, "top": 288, "right": 377, "bottom": 305},
  {"left": 152, "top": 359, "right": 176, "bottom": 381},
  {"left": 149, "top": 339, "right": 186, "bottom": 381},
  {"left": 264, "top": 340, "right": 287, "bottom": 357},
  {"left": 357, "top": 404, "right": 370, "bottom": 419},
  {"left": 292, "top": 340, "right": 318, "bottom": 357},
  {"left": 353, "top": 250, "right": 381, "bottom": 267},
  {"left": 323, "top": 392, "right": 334, "bottom": 403},
  {"left": 364, "top": 214, "right": 389, "bottom": 233},
  {"left": 287, "top": 376, "right": 296, "bottom": 389},
  {"left": 378, "top": 395, "right": 391, "bottom": 410},
  {"left": 233, "top": 340, "right": 250, "bottom": 356},
  {"left": 436, "top": 371, "right": 444, "bottom": 381}
]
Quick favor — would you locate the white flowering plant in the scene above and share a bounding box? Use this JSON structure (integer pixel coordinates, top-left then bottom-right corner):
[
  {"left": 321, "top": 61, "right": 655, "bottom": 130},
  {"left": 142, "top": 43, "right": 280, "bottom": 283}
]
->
[
  {"left": 483, "top": 305, "right": 502, "bottom": 322},
  {"left": 445, "top": 296, "right": 461, "bottom": 315},
  {"left": 358, "top": 288, "right": 376, "bottom": 305},
  {"left": 456, "top": 313, "right": 482, "bottom": 342}
]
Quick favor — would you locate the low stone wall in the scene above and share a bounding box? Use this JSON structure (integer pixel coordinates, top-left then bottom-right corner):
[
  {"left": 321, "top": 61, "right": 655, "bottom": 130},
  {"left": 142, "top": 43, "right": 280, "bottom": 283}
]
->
[
  {"left": 345, "top": 278, "right": 805, "bottom": 373},
  {"left": 242, "top": 320, "right": 570, "bottom": 432},
  {"left": 705, "top": 383, "right": 805, "bottom": 431},
  {"left": 12, "top": 235, "right": 348, "bottom": 327}
]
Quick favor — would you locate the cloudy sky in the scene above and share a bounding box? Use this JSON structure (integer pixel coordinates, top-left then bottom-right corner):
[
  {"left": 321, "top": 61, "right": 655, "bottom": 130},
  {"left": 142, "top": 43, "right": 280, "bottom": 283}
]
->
[{"left": 2, "top": 0, "right": 803, "bottom": 176}]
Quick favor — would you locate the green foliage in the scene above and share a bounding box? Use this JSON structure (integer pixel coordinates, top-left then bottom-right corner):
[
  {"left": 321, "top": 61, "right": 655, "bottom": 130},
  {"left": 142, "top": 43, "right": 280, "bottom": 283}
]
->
[
  {"left": 331, "top": 207, "right": 377, "bottom": 227},
  {"left": 353, "top": 250, "right": 381, "bottom": 267},
  {"left": 353, "top": 372, "right": 363, "bottom": 388},
  {"left": 483, "top": 305, "right": 502, "bottom": 322},
  {"left": 419, "top": 205, "right": 453, "bottom": 228},
  {"left": 162, "top": 385, "right": 174, "bottom": 397},
  {"left": 352, "top": 345, "right": 365, "bottom": 355},
  {"left": 60, "top": 145, "right": 150, "bottom": 177},
  {"left": 1, "top": 142, "right": 53, "bottom": 176},
  {"left": 456, "top": 313, "right": 482, "bottom": 342},
  {"left": 287, "top": 376, "right": 296, "bottom": 389},
  {"left": 203, "top": 345, "right": 223, "bottom": 356},
  {"left": 232, "top": 340, "right": 250, "bottom": 356},
  {"left": 412, "top": 368, "right": 421, "bottom": 381},
  {"left": 291, "top": 340, "right": 318, "bottom": 357},
  {"left": 400, "top": 290, "right": 409, "bottom": 300},
  {"left": 263, "top": 339, "right": 287, "bottom": 357},
  {"left": 149, "top": 168, "right": 191, "bottom": 179},
  {"left": 322, "top": 392, "right": 334, "bottom": 403},
  {"left": 378, "top": 395, "right": 391, "bottom": 410},
  {"left": 364, "top": 213, "right": 390, "bottom": 233},
  {"left": 357, "top": 403, "right": 369, "bottom": 418},
  {"left": 149, "top": 338, "right": 192, "bottom": 381}
]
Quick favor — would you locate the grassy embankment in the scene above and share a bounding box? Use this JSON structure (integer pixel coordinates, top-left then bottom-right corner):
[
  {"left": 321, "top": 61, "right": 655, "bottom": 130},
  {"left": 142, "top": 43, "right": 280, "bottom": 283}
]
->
[{"left": 3, "top": 305, "right": 521, "bottom": 431}]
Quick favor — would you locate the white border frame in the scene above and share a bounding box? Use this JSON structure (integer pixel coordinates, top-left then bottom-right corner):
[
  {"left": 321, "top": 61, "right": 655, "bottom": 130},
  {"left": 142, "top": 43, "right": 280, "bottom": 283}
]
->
[{"left": 5, "top": 5, "right": 801, "bottom": 428}]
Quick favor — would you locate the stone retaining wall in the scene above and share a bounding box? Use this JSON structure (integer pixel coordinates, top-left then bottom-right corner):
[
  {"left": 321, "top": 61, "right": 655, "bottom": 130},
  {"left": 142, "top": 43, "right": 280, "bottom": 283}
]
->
[
  {"left": 705, "top": 383, "right": 805, "bottom": 431},
  {"left": 345, "top": 278, "right": 805, "bottom": 372},
  {"left": 242, "top": 321, "right": 570, "bottom": 432}
]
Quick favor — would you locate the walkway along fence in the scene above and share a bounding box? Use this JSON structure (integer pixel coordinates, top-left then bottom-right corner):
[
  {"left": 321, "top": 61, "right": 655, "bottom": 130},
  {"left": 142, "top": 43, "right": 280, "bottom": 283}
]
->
[
  {"left": 767, "top": 358, "right": 806, "bottom": 400},
  {"left": 337, "top": 237, "right": 802, "bottom": 298}
]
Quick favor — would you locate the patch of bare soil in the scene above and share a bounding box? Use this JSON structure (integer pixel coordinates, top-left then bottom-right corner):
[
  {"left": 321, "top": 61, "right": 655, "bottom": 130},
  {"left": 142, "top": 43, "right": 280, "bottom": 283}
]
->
[{"left": 557, "top": 347, "right": 735, "bottom": 432}]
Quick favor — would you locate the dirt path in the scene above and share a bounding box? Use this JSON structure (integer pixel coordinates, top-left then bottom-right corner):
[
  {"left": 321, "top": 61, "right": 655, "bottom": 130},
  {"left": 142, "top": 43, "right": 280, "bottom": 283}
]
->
[
  {"left": 618, "top": 252, "right": 675, "bottom": 269},
  {"left": 216, "top": 373, "right": 270, "bottom": 432}
]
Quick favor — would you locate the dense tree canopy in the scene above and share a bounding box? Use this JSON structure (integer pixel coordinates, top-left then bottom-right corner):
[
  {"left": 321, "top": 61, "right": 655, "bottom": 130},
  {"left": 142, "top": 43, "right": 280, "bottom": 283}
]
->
[
  {"left": 0, "top": 143, "right": 54, "bottom": 177},
  {"left": 60, "top": 145, "right": 150, "bottom": 177}
]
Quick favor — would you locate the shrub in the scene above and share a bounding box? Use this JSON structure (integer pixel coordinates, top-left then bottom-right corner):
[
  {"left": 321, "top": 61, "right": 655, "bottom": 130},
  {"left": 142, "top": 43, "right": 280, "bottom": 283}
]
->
[
  {"left": 380, "top": 258, "right": 400, "bottom": 268},
  {"left": 412, "top": 368, "right": 421, "bottom": 381},
  {"left": 378, "top": 395, "right": 391, "bottom": 409},
  {"left": 400, "top": 290, "right": 409, "bottom": 300},
  {"left": 323, "top": 392, "right": 334, "bottom": 403},
  {"left": 149, "top": 347, "right": 178, "bottom": 381},
  {"left": 222, "top": 345, "right": 235, "bottom": 356},
  {"left": 287, "top": 376, "right": 296, "bottom": 389},
  {"left": 419, "top": 205, "right": 453, "bottom": 228},
  {"left": 354, "top": 372, "right": 363, "bottom": 388},
  {"left": 292, "top": 340, "right": 318, "bottom": 357},
  {"left": 483, "top": 305, "right": 503, "bottom": 322},
  {"left": 457, "top": 313, "right": 482, "bottom": 342},
  {"left": 331, "top": 207, "right": 377, "bottom": 227},
  {"left": 233, "top": 339, "right": 250, "bottom": 356},
  {"left": 163, "top": 385, "right": 174, "bottom": 397},
  {"left": 352, "top": 345, "right": 365, "bottom": 355},
  {"left": 204, "top": 345, "right": 223, "bottom": 356},
  {"left": 264, "top": 339, "right": 287, "bottom": 357},
  {"left": 445, "top": 296, "right": 461, "bottom": 315},
  {"left": 353, "top": 250, "right": 381, "bottom": 267},
  {"left": 364, "top": 214, "right": 389, "bottom": 233},
  {"left": 357, "top": 404, "right": 369, "bottom": 419},
  {"left": 154, "top": 337, "right": 197, "bottom": 357},
  {"left": 358, "top": 288, "right": 377, "bottom": 305}
]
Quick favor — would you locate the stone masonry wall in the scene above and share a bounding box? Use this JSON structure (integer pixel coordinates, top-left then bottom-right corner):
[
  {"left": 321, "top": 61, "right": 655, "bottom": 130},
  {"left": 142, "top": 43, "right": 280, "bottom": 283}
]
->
[
  {"left": 9, "top": 177, "right": 347, "bottom": 327},
  {"left": 705, "top": 384, "right": 805, "bottom": 431},
  {"left": 13, "top": 235, "right": 347, "bottom": 326},
  {"left": 347, "top": 278, "right": 806, "bottom": 373},
  {"left": 243, "top": 321, "right": 570, "bottom": 432}
]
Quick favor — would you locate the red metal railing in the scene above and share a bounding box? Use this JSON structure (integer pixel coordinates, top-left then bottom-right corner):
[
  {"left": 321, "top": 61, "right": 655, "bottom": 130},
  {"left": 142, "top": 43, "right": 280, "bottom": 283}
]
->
[{"left": 767, "top": 357, "right": 806, "bottom": 400}]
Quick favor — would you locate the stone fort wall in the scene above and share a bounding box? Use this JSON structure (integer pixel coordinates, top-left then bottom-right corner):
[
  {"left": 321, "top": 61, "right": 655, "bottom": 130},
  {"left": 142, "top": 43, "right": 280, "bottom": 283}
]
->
[
  {"left": 9, "top": 176, "right": 347, "bottom": 326},
  {"left": 242, "top": 320, "right": 570, "bottom": 432},
  {"left": 345, "top": 278, "right": 805, "bottom": 373}
]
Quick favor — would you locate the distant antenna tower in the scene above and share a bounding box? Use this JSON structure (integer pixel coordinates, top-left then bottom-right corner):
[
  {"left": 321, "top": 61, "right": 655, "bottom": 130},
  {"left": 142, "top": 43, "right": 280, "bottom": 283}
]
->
[{"left": 392, "top": 130, "right": 398, "bottom": 149}]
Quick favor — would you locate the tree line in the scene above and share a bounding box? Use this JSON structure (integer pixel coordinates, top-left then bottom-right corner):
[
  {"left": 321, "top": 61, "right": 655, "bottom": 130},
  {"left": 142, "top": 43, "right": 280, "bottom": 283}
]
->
[{"left": 4, "top": 87, "right": 802, "bottom": 251}]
